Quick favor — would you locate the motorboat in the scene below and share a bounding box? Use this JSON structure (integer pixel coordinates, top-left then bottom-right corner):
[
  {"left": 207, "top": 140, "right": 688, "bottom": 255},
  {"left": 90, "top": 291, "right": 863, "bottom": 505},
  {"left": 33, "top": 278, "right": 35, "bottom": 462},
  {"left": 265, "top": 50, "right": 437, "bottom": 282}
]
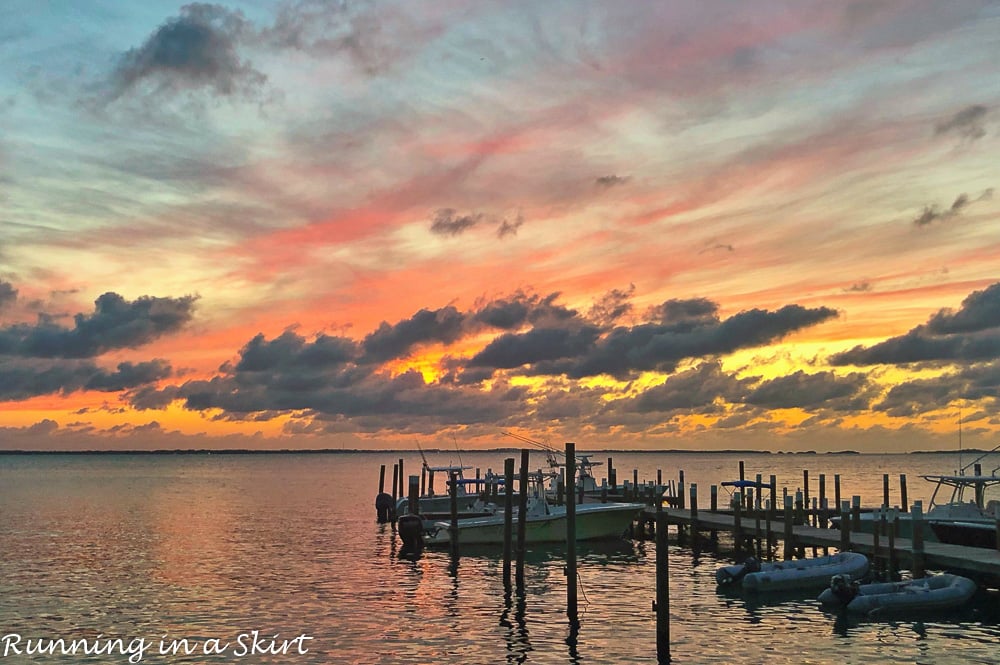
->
[
  {"left": 424, "top": 477, "right": 644, "bottom": 546},
  {"left": 829, "top": 452, "right": 1000, "bottom": 542},
  {"left": 818, "top": 573, "right": 978, "bottom": 614},
  {"left": 716, "top": 552, "right": 870, "bottom": 592},
  {"left": 394, "top": 463, "right": 487, "bottom": 519}
]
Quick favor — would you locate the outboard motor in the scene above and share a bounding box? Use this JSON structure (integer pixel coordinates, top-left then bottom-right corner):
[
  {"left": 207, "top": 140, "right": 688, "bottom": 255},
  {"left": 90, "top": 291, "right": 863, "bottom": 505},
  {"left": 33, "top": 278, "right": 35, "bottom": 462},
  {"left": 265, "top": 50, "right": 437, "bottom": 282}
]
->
[
  {"left": 716, "top": 556, "right": 761, "bottom": 586},
  {"left": 829, "top": 574, "right": 859, "bottom": 604},
  {"left": 375, "top": 492, "right": 395, "bottom": 523},
  {"left": 397, "top": 513, "right": 425, "bottom": 554}
]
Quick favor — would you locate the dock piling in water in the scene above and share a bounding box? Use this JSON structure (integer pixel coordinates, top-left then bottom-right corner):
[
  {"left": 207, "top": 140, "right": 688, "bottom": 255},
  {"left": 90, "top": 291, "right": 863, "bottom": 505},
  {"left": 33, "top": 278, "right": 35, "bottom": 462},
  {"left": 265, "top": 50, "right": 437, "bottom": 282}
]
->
[
  {"left": 654, "top": 503, "right": 670, "bottom": 664},
  {"left": 566, "top": 442, "right": 578, "bottom": 625},
  {"left": 516, "top": 449, "right": 529, "bottom": 590},
  {"left": 502, "top": 457, "right": 514, "bottom": 588},
  {"left": 448, "top": 471, "right": 459, "bottom": 556}
]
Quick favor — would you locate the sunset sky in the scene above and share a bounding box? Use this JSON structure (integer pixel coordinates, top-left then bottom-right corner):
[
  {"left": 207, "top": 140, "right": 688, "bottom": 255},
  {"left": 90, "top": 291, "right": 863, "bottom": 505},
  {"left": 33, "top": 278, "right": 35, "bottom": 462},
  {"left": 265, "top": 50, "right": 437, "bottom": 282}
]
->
[{"left": 1, "top": 1, "right": 999, "bottom": 452}]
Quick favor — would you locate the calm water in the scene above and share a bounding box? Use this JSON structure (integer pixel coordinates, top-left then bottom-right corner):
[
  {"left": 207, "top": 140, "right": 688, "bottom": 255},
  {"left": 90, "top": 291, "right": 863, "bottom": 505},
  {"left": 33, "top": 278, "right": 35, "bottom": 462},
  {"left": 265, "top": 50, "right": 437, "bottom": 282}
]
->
[{"left": 2, "top": 451, "right": 999, "bottom": 664}]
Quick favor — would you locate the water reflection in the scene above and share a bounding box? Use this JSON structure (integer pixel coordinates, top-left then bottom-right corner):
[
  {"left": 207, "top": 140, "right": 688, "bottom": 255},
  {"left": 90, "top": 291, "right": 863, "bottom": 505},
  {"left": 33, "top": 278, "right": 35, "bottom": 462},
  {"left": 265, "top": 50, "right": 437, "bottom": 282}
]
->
[{"left": 500, "top": 589, "right": 531, "bottom": 664}]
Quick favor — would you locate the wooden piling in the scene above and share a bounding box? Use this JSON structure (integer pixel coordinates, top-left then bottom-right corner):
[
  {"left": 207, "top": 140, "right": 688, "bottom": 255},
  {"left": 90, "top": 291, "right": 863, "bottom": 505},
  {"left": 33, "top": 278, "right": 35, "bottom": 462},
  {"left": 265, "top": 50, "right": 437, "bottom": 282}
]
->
[
  {"left": 516, "top": 449, "right": 529, "bottom": 589},
  {"left": 783, "top": 495, "right": 794, "bottom": 560},
  {"left": 900, "top": 474, "right": 908, "bottom": 512},
  {"left": 408, "top": 475, "right": 420, "bottom": 515},
  {"left": 834, "top": 475, "right": 841, "bottom": 517},
  {"left": 911, "top": 500, "right": 925, "bottom": 578},
  {"left": 391, "top": 463, "right": 399, "bottom": 510},
  {"left": 851, "top": 495, "right": 861, "bottom": 533},
  {"left": 710, "top": 485, "right": 718, "bottom": 512},
  {"left": 398, "top": 458, "right": 404, "bottom": 498},
  {"left": 689, "top": 484, "right": 699, "bottom": 549},
  {"left": 818, "top": 474, "right": 827, "bottom": 528},
  {"left": 887, "top": 511, "right": 897, "bottom": 579},
  {"left": 503, "top": 457, "right": 515, "bottom": 587},
  {"left": 802, "top": 471, "right": 810, "bottom": 522},
  {"left": 566, "top": 443, "right": 578, "bottom": 624},
  {"left": 733, "top": 491, "right": 743, "bottom": 551},
  {"left": 769, "top": 475, "right": 777, "bottom": 513},
  {"left": 883, "top": 474, "right": 890, "bottom": 509},
  {"left": 654, "top": 503, "right": 670, "bottom": 664},
  {"left": 678, "top": 470, "right": 685, "bottom": 510},
  {"left": 448, "top": 471, "right": 459, "bottom": 556},
  {"left": 839, "top": 500, "right": 850, "bottom": 551},
  {"left": 608, "top": 458, "right": 616, "bottom": 489},
  {"left": 379, "top": 464, "right": 386, "bottom": 493}
]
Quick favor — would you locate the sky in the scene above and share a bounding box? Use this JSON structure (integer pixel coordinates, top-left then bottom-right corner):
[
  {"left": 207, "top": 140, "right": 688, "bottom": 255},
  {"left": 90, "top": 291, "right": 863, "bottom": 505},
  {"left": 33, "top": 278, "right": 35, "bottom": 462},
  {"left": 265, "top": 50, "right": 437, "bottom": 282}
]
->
[{"left": 1, "top": 0, "right": 999, "bottom": 452}]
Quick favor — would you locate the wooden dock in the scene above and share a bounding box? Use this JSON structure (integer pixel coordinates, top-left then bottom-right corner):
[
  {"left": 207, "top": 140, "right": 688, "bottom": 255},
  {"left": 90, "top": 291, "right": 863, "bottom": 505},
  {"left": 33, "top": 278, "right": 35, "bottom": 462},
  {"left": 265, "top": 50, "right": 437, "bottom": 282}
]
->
[{"left": 653, "top": 506, "right": 1000, "bottom": 581}]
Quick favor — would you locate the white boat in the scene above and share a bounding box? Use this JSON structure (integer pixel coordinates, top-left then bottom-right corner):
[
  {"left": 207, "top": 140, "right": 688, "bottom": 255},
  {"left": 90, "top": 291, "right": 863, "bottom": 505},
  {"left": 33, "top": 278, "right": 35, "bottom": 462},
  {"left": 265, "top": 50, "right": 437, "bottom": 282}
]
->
[
  {"left": 424, "top": 488, "right": 644, "bottom": 546},
  {"left": 928, "top": 519, "right": 998, "bottom": 549},
  {"left": 818, "top": 573, "right": 978, "bottom": 614},
  {"left": 716, "top": 552, "right": 870, "bottom": 592},
  {"left": 829, "top": 472, "right": 1000, "bottom": 542},
  {"left": 395, "top": 463, "right": 507, "bottom": 519}
]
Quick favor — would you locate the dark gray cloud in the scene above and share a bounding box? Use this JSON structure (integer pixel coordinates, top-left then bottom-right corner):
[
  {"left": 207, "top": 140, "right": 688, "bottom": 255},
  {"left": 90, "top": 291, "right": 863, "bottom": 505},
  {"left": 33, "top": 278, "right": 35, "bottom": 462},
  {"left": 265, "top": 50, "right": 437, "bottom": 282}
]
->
[
  {"left": 832, "top": 281, "right": 1000, "bottom": 365},
  {"left": 628, "top": 362, "right": 750, "bottom": 413},
  {"left": 0, "top": 292, "right": 196, "bottom": 359},
  {"left": 109, "top": 4, "right": 265, "bottom": 100},
  {"left": 0, "top": 358, "right": 171, "bottom": 400},
  {"left": 236, "top": 331, "right": 358, "bottom": 371},
  {"left": 84, "top": 360, "right": 173, "bottom": 392},
  {"left": 595, "top": 175, "right": 630, "bottom": 188},
  {"left": 935, "top": 104, "right": 988, "bottom": 141},
  {"left": 497, "top": 212, "right": 524, "bottom": 239},
  {"left": 362, "top": 306, "right": 465, "bottom": 363},
  {"left": 263, "top": 0, "right": 403, "bottom": 75},
  {"left": 0, "top": 280, "right": 16, "bottom": 309},
  {"left": 912, "top": 192, "right": 973, "bottom": 226},
  {"left": 744, "top": 370, "right": 870, "bottom": 411},
  {"left": 430, "top": 208, "right": 483, "bottom": 236},
  {"left": 587, "top": 285, "right": 635, "bottom": 326},
  {"left": 471, "top": 291, "right": 578, "bottom": 330},
  {"left": 470, "top": 299, "right": 838, "bottom": 380},
  {"left": 470, "top": 326, "right": 603, "bottom": 369}
]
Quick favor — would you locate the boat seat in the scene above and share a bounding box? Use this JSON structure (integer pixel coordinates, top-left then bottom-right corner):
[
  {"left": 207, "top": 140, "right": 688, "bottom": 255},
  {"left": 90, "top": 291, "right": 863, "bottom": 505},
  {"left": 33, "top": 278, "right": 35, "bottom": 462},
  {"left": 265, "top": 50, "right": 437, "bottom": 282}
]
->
[{"left": 986, "top": 500, "right": 1000, "bottom": 517}]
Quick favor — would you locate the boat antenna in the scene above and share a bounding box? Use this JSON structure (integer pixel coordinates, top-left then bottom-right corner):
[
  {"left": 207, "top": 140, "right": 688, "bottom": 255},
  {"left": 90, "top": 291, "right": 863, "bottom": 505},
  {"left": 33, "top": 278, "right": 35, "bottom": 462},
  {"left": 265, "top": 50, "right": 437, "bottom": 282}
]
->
[
  {"left": 958, "top": 407, "right": 963, "bottom": 475},
  {"left": 451, "top": 433, "right": 464, "bottom": 468},
  {"left": 415, "top": 439, "right": 430, "bottom": 471}
]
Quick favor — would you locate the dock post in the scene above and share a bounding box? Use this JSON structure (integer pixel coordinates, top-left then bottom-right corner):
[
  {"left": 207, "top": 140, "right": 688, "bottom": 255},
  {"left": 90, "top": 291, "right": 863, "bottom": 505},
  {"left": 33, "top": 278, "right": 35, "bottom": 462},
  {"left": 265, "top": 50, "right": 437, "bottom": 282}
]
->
[
  {"left": 516, "top": 449, "right": 529, "bottom": 590},
  {"left": 769, "top": 475, "right": 777, "bottom": 514},
  {"left": 448, "top": 471, "right": 460, "bottom": 558},
  {"left": 391, "top": 464, "right": 399, "bottom": 522},
  {"left": 911, "top": 500, "right": 925, "bottom": 578},
  {"left": 678, "top": 471, "right": 685, "bottom": 510},
  {"left": 689, "top": 483, "right": 699, "bottom": 549},
  {"left": 900, "top": 474, "right": 908, "bottom": 512},
  {"left": 710, "top": 485, "right": 718, "bottom": 512},
  {"left": 408, "top": 475, "right": 420, "bottom": 515},
  {"left": 566, "top": 443, "right": 578, "bottom": 625},
  {"left": 783, "top": 495, "right": 794, "bottom": 560},
  {"left": 634, "top": 469, "right": 639, "bottom": 496},
  {"left": 733, "top": 491, "right": 743, "bottom": 552},
  {"left": 818, "top": 474, "right": 827, "bottom": 528},
  {"left": 601, "top": 480, "right": 608, "bottom": 504},
  {"left": 502, "top": 458, "right": 515, "bottom": 588},
  {"left": 608, "top": 458, "right": 616, "bottom": 490},
  {"left": 379, "top": 464, "right": 386, "bottom": 493},
  {"left": 421, "top": 466, "right": 427, "bottom": 496},
  {"left": 839, "top": 500, "right": 850, "bottom": 551},
  {"left": 802, "top": 471, "right": 810, "bottom": 523},
  {"left": 398, "top": 458, "right": 405, "bottom": 498},
  {"left": 654, "top": 503, "right": 670, "bottom": 664},
  {"left": 883, "top": 474, "right": 890, "bottom": 510},
  {"left": 794, "top": 491, "right": 804, "bottom": 526},
  {"left": 851, "top": 496, "right": 861, "bottom": 533},
  {"left": 764, "top": 500, "right": 773, "bottom": 559},
  {"left": 739, "top": 460, "right": 745, "bottom": 482},
  {"left": 872, "top": 508, "right": 882, "bottom": 576},
  {"left": 887, "top": 510, "right": 897, "bottom": 579}
]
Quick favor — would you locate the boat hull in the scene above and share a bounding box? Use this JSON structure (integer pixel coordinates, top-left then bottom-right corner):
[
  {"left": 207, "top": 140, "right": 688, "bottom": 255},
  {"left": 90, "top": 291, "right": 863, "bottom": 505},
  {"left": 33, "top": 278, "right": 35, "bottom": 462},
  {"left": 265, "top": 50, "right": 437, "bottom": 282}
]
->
[
  {"left": 426, "top": 503, "right": 644, "bottom": 546},
  {"left": 717, "top": 552, "right": 870, "bottom": 592},
  {"left": 929, "top": 520, "right": 998, "bottom": 549},
  {"left": 818, "top": 573, "right": 978, "bottom": 614}
]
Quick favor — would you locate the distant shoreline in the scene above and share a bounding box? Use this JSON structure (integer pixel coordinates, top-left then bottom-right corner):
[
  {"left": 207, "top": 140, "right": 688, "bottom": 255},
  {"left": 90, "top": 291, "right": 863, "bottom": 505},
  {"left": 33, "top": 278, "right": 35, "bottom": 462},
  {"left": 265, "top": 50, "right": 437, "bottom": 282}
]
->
[{"left": 0, "top": 448, "right": 981, "bottom": 456}]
